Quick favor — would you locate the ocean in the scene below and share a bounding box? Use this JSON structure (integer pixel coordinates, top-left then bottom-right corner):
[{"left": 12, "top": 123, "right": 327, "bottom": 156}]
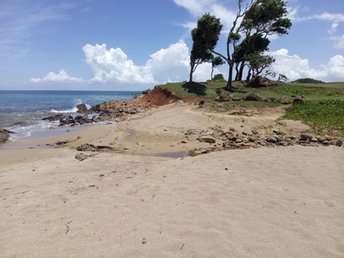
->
[{"left": 0, "top": 90, "right": 140, "bottom": 140}]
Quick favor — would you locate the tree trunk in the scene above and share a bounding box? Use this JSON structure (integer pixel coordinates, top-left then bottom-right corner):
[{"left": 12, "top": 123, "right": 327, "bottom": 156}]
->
[
  {"left": 189, "top": 68, "right": 193, "bottom": 83},
  {"left": 189, "top": 60, "right": 195, "bottom": 83},
  {"left": 246, "top": 67, "right": 252, "bottom": 83},
  {"left": 211, "top": 67, "right": 214, "bottom": 80},
  {"left": 226, "top": 63, "right": 233, "bottom": 91},
  {"left": 234, "top": 63, "right": 240, "bottom": 81},
  {"left": 238, "top": 61, "right": 245, "bottom": 81}
]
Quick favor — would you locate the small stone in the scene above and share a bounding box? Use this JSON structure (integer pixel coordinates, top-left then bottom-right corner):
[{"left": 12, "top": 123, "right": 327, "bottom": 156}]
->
[
  {"left": 278, "top": 96, "right": 291, "bottom": 104},
  {"left": 75, "top": 153, "right": 89, "bottom": 161},
  {"left": 248, "top": 136, "right": 256, "bottom": 142},
  {"left": 244, "top": 93, "right": 262, "bottom": 101},
  {"left": 266, "top": 136, "right": 278, "bottom": 143},
  {"left": 318, "top": 136, "right": 326, "bottom": 143},
  {"left": 198, "top": 136, "right": 216, "bottom": 144},
  {"left": 325, "top": 135, "right": 333, "bottom": 141},
  {"left": 300, "top": 133, "right": 313, "bottom": 142},
  {"left": 251, "top": 129, "right": 259, "bottom": 135},
  {"left": 335, "top": 139, "right": 343, "bottom": 147}
]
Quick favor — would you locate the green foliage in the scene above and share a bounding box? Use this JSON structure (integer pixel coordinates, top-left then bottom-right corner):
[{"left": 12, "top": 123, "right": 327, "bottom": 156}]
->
[
  {"left": 248, "top": 53, "right": 274, "bottom": 76},
  {"left": 189, "top": 13, "right": 223, "bottom": 82},
  {"left": 283, "top": 100, "right": 344, "bottom": 135},
  {"left": 228, "top": 32, "right": 241, "bottom": 42},
  {"left": 242, "top": 0, "right": 292, "bottom": 36},
  {"left": 212, "top": 56, "right": 225, "bottom": 67},
  {"left": 213, "top": 74, "right": 225, "bottom": 80},
  {"left": 233, "top": 34, "right": 270, "bottom": 62},
  {"left": 292, "top": 78, "right": 325, "bottom": 84},
  {"left": 192, "top": 13, "right": 222, "bottom": 53}
]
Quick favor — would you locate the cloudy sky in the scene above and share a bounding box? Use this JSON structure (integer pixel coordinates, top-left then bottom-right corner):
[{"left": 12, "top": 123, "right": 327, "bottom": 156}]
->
[{"left": 0, "top": 0, "right": 343, "bottom": 90}]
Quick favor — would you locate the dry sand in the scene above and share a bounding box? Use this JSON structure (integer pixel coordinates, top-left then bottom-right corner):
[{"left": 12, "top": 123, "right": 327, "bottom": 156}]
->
[{"left": 1, "top": 103, "right": 343, "bottom": 257}]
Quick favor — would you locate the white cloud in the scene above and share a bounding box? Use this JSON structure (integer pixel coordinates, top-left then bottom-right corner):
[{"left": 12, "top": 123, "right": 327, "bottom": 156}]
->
[
  {"left": 83, "top": 43, "right": 155, "bottom": 84},
  {"left": 31, "top": 70, "right": 83, "bottom": 83},
  {"left": 270, "top": 48, "right": 344, "bottom": 82},
  {"left": 173, "top": 0, "right": 216, "bottom": 16},
  {"left": 297, "top": 12, "right": 344, "bottom": 37},
  {"left": 81, "top": 40, "right": 216, "bottom": 84},
  {"left": 173, "top": 0, "right": 237, "bottom": 32},
  {"left": 330, "top": 35, "right": 344, "bottom": 50},
  {"left": 328, "top": 23, "right": 339, "bottom": 34},
  {"left": 145, "top": 41, "right": 190, "bottom": 83},
  {"left": 303, "top": 12, "right": 344, "bottom": 23}
]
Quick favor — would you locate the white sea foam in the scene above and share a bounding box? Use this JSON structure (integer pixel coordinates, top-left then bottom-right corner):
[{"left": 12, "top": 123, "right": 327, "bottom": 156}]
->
[
  {"left": 50, "top": 99, "right": 91, "bottom": 114},
  {"left": 7, "top": 120, "right": 60, "bottom": 141},
  {"left": 50, "top": 107, "right": 78, "bottom": 113}
]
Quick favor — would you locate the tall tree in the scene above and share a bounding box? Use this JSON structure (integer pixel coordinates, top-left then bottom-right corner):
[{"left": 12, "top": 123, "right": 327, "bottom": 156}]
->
[
  {"left": 189, "top": 14, "right": 222, "bottom": 83},
  {"left": 193, "top": 0, "right": 292, "bottom": 90},
  {"left": 211, "top": 56, "right": 225, "bottom": 80}
]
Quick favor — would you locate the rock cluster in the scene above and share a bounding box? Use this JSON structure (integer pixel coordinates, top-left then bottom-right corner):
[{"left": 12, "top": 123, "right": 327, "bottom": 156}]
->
[
  {"left": 0, "top": 129, "right": 14, "bottom": 143},
  {"left": 216, "top": 91, "right": 305, "bottom": 105},
  {"left": 42, "top": 87, "right": 179, "bottom": 127},
  {"left": 76, "top": 143, "right": 115, "bottom": 152},
  {"left": 187, "top": 127, "right": 343, "bottom": 156}
]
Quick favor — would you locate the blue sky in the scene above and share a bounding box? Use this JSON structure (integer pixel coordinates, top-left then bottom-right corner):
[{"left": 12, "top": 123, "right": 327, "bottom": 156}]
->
[{"left": 0, "top": 0, "right": 343, "bottom": 90}]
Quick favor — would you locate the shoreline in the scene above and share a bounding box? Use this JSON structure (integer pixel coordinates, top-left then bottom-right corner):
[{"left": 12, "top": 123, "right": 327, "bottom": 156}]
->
[{"left": 1, "top": 101, "right": 343, "bottom": 257}]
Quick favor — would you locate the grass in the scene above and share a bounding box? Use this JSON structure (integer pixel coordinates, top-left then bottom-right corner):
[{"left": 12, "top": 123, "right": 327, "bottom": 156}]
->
[
  {"left": 161, "top": 80, "right": 344, "bottom": 100},
  {"left": 282, "top": 100, "right": 344, "bottom": 136},
  {"left": 160, "top": 80, "right": 344, "bottom": 135}
]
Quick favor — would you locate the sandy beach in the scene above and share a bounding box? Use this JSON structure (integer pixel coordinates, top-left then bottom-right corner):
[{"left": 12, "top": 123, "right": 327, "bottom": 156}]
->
[{"left": 1, "top": 103, "right": 343, "bottom": 257}]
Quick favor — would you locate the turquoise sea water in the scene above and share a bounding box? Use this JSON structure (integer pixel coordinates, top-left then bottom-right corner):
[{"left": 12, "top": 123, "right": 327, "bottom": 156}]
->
[{"left": 0, "top": 90, "right": 140, "bottom": 140}]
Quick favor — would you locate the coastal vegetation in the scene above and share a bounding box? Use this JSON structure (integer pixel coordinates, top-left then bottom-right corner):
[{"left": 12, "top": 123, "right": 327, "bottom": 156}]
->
[{"left": 160, "top": 80, "right": 344, "bottom": 136}]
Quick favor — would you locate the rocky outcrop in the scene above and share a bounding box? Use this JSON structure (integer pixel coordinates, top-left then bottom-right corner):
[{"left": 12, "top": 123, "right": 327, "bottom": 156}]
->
[
  {"left": 186, "top": 126, "right": 344, "bottom": 156},
  {"left": 0, "top": 129, "right": 13, "bottom": 143},
  {"left": 249, "top": 76, "right": 272, "bottom": 88},
  {"left": 76, "top": 103, "right": 88, "bottom": 113},
  {"left": 278, "top": 96, "right": 291, "bottom": 104},
  {"left": 216, "top": 89, "right": 232, "bottom": 102},
  {"left": 244, "top": 94, "right": 263, "bottom": 101},
  {"left": 42, "top": 114, "right": 64, "bottom": 122},
  {"left": 76, "top": 143, "right": 114, "bottom": 152},
  {"left": 75, "top": 152, "right": 96, "bottom": 161}
]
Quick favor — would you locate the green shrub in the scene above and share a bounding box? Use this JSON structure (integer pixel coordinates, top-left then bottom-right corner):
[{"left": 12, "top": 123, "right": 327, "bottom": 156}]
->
[
  {"left": 213, "top": 74, "right": 225, "bottom": 81},
  {"left": 292, "top": 78, "right": 324, "bottom": 84}
]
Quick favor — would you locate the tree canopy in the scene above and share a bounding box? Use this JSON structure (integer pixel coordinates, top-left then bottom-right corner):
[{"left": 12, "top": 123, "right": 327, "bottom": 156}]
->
[
  {"left": 189, "top": 0, "right": 292, "bottom": 90},
  {"left": 189, "top": 13, "right": 222, "bottom": 83}
]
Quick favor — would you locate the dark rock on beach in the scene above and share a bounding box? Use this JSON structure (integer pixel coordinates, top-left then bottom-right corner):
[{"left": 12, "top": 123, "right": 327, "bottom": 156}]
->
[
  {"left": 0, "top": 129, "right": 14, "bottom": 143},
  {"left": 76, "top": 143, "right": 114, "bottom": 152},
  {"left": 42, "top": 114, "right": 64, "bottom": 122},
  {"left": 59, "top": 115, "right": 76, "bottom": 126},
  {"left": 76, "top": 103, "right": 88, "bottom": 113}
]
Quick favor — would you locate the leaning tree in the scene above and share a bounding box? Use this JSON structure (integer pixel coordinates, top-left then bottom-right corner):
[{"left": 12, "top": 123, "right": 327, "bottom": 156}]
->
[
  {"left": 189, "top": 14, "right": 222, "bottom": 83},
  {"left": 192, "top": 0, "right": 292, "bottom": 90}
]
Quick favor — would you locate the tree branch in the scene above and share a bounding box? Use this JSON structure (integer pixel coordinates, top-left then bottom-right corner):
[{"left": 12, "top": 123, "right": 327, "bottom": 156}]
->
[{"left": 210, "top": 49, "right": 228, "bottom": 62}]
